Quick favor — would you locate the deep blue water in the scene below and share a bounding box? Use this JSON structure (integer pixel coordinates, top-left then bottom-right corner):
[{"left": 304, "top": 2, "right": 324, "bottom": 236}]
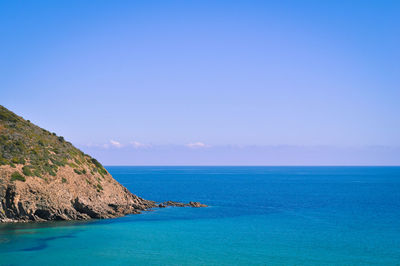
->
[{"left": 1, "top": 166, "right": 400, "bottom": 265}]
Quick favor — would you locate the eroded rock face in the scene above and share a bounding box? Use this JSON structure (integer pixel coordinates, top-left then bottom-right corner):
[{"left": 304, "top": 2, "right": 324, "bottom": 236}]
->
[{"left": 0, "top": 165, "right": 156, "bottom": 222}]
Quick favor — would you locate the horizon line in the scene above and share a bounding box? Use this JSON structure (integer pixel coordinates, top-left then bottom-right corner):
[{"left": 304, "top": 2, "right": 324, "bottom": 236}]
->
[{"left": 103, "top": 165, "right": 400, "bottom": 167}]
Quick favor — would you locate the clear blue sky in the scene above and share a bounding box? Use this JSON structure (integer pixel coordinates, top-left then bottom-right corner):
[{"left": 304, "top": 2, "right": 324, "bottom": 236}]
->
[{"left": 1, "top": 0, "right": 399, "bottom": 165}]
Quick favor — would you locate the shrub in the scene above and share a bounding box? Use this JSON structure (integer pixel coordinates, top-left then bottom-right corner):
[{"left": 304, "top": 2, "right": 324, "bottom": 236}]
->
[
  {"left": 69, "top": 162, "right": 78, "bottom": 168},
  {"left": 11, "top": 172, "right": 26, "bottom": 182},
  {"left": 50, "top": 158, "right": 64, "bottom": 166},
  {"left": 91, "top": 158, "right": 102, "bottom": 168},
  {"left": 22, "top": 166, "right": 32, "bottom": 176},
  {"left": 96, "top": 183, "right": 103, "bottom": 192},
  {"left": 98, "top": 167, "right": 107, "bottom": 175},
  {"left": 48, "top": 169, "right": 56, "bottom": 176},
  {"left": 62, "top": 177, "right": 67, "bottom": 183},
  {"left": 33, "top": 169, "right": 42, "bottom": 178},
  {"left": 0, "top": 158, "right": 8, "bottom": 165},
  {"left": 74, "top": 169, "right": 82, "bottom": 175}
]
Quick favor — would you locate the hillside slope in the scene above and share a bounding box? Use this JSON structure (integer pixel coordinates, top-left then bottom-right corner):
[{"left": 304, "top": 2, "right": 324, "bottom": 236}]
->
[{"left": 0, "top": 105, "right": 156, "bottom": 222}]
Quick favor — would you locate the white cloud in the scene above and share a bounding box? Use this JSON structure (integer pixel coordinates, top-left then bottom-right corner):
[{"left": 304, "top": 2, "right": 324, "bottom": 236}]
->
[
  {"left": 110, "top": 140, "right": 122, "bottom": 148},
  {"left": 186, "top": 142, "right": 210, "bottom": 148},
  {"left": 130, "top": 141, "right": 149, "bottom": 148}
]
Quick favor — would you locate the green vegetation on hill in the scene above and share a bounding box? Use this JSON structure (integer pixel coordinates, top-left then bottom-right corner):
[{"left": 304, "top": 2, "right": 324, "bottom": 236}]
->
[
  {"left": 0, "top": 105, "right": 108, "bottom": 178},
  {"left": 10, "top": 172, "right": 26, "bottom": 182}
]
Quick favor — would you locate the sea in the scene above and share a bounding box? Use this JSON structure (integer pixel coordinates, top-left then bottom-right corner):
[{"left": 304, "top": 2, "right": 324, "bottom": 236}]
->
[{"left": 1, "top": 166, "right": 400, "bottom": 265}]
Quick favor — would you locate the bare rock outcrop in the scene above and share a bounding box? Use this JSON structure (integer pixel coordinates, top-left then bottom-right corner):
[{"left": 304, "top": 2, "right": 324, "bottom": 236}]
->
[{"left": 0, "top": 164, "right": 156, "bottom": 222}]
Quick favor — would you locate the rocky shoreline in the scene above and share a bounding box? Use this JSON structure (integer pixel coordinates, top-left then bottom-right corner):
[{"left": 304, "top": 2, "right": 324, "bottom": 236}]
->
[
  {"left": 0, "top": 164, "right": 207, "bottom": 223},
  {"left": 0, "top": 105, "right": 206, "bottom": 223}
]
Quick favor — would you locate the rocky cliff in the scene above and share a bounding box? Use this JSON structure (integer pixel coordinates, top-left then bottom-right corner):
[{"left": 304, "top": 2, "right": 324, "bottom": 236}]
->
[{"left": 0, "top": 105, "right": 204, "bottom": 222}]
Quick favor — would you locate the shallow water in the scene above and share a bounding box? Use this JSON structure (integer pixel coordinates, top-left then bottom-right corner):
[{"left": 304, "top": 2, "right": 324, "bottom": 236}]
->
[{"left": 1, "top": 166, "right": 400, "bottom": 265}]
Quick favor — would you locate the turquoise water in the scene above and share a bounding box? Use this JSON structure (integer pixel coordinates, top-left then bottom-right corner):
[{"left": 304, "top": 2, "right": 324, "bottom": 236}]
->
[{"left": 1, "top": 166, "right": 400, "bottom": 265}]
